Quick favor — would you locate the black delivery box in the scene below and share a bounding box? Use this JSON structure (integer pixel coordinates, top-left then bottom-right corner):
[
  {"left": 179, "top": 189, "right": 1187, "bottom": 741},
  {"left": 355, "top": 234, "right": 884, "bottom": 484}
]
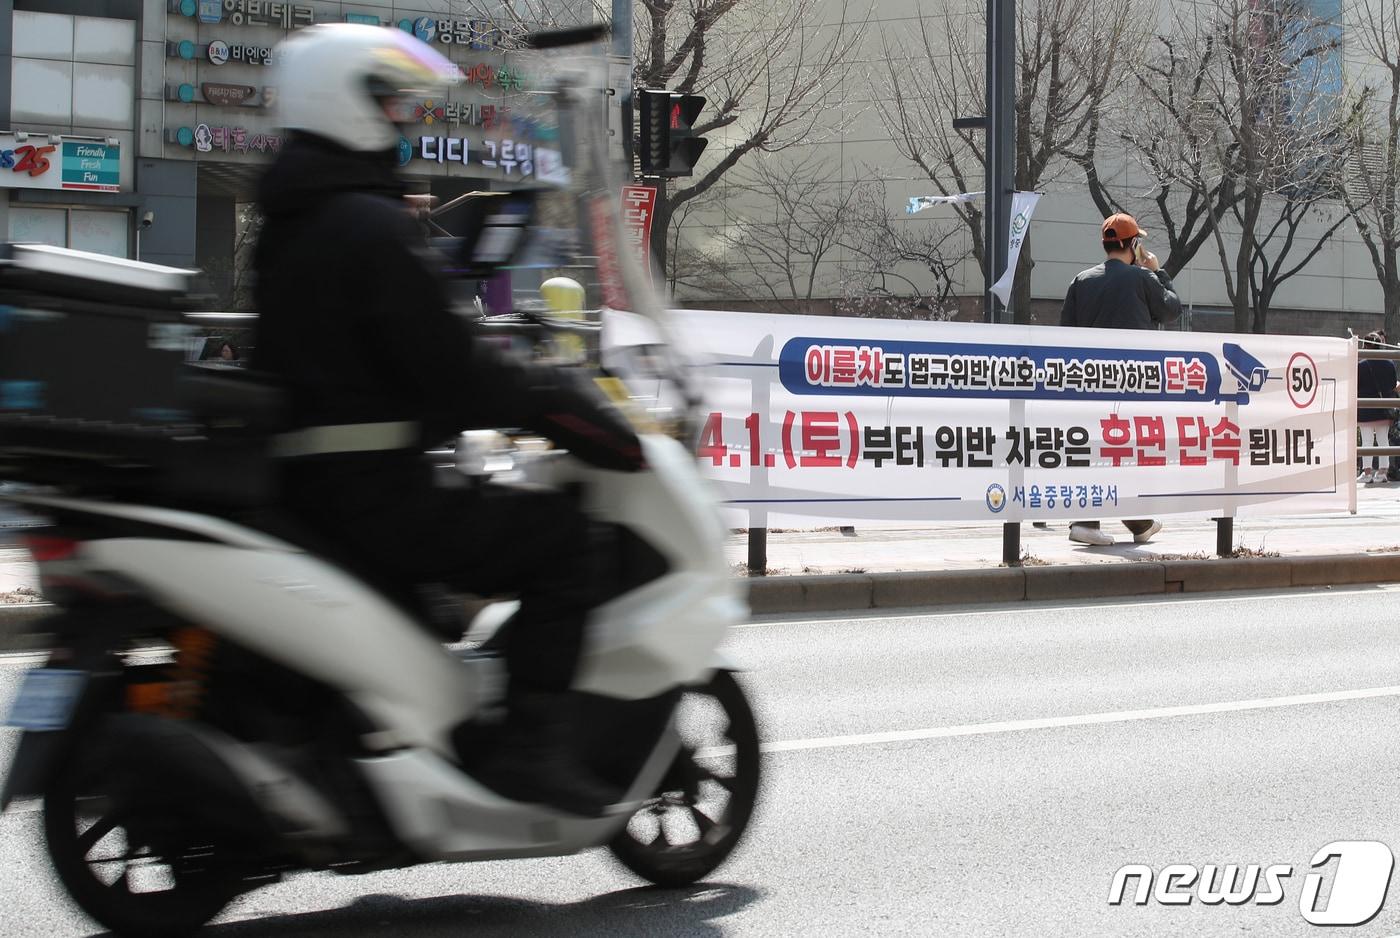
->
[{"left": 0, "top": 243, "right": 279, "bottom": 503}]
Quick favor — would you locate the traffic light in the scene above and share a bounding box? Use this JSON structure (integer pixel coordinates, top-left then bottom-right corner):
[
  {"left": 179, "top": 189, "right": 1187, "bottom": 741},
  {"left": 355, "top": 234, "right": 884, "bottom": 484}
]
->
[{"left": 638, "top": 90, "right": 708, "bottom": 178}]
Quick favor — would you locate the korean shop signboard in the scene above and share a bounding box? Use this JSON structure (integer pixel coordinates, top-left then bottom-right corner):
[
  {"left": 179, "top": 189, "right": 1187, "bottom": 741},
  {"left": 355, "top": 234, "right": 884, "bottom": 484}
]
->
[
  {"left": 0, "top": 135, "right": 121, "bottom": 193},
  {"left": 603, "top": 310, "right": 1357, "bottom": 527}
]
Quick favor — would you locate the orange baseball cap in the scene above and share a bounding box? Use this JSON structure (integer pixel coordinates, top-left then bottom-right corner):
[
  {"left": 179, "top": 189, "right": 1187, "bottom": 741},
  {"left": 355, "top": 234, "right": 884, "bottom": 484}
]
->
[{"left": 1101, "top": 212, "right": 1145, "bottom": 242}]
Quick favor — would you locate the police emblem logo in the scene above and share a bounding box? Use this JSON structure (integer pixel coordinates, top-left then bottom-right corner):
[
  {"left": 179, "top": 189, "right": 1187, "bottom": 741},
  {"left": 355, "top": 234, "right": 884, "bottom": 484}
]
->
[{"left": 986, "top": 483, "right": 1007, "bottom": 513}]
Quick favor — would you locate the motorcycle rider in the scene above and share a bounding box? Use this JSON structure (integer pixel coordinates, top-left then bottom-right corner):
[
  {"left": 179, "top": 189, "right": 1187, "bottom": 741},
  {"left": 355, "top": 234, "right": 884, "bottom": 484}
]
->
[{"left": 252, "top": 24, "right": 644, "bottom": 816}]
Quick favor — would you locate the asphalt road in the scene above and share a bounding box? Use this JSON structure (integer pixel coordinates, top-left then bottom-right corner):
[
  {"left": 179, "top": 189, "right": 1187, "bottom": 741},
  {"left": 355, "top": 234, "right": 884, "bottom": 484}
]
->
[{"left": 5, "top": 587, "right": 1400, "bottom": 936}]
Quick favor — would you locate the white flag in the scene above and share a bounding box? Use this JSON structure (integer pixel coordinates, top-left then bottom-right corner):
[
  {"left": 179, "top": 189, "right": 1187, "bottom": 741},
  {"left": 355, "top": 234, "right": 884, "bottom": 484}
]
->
[
  {"left": 990, "top": 191, "right": 1041, "bottom": 307},
  {"left": 906, "top": 191, "right": 983, "bottom": 215}
]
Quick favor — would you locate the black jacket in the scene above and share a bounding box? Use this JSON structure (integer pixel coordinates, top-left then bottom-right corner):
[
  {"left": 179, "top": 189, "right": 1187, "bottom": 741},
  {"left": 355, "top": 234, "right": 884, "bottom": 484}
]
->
[
  {"left": 1358, "top": 358, "right": 1397, "bottom": 423},
  {"left": 1060, "top": 258, "right": 1182, "bottom": 330},
  {"left": 251, "top": 136, "right": 641, "bottom": 573}
]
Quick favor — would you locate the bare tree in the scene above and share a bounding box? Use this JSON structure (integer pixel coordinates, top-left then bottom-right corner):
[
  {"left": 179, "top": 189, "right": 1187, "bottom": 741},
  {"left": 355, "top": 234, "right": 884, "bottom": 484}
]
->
[
  {"left": 1075, "top": 35, "right": 1243, "bottom": 279},
  {"left": 1151, "top": 0, "right": 1348, "bottom": 333},
  {"left": 450, "top": 0, "right": 867, "bottom": 281},
  {"left": 876, "top": 0, "right": 1141, "bottom": 322},
  {"left": 668, "top": 158, "right": 972, "bottom": 317},
  {"left": 836, "top": 185, "right": 971, "bottom": 319},
  {"left": 672, "top": 154, "right": 860, "bottom": 312},
  {"left": 198, "top": 203, "right": 263, "bottom": 312},
  {"left": 636, "top": 0, "right": 868, "bottom": 274},
  {"left": 1340, "top": 0, "right": 1400, "bottom": 337},
  {"left": 1247, "top": 159, "right": 1351, "bottom": 332}
]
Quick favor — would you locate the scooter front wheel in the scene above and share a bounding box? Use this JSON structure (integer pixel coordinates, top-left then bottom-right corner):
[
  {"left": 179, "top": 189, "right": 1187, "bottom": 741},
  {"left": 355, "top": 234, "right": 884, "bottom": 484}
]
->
[
  {"left": 43, "top": 741, "right": 242, "bottom": 938},
  {"left": 608, "top": 669, "right": 760, "bottom": 887}
]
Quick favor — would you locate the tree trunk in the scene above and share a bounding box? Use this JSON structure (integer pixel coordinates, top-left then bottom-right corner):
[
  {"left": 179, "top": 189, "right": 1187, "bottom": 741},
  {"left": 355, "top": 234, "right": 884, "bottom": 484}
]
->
[
  {"left": 1386, "top": 252, "right": 1400, "bottom": 340},
  {"left": 650, "top": 183, "right": 672, "bottom": 289}
]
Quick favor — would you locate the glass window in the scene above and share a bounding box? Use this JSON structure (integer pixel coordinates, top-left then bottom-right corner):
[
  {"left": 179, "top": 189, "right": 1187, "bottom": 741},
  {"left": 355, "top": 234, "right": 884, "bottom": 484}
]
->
[
  {"left": 9, "top": 206, "right": 67, "bottom": 246},
  {"left": 69, "top": 209, "right": 127, "bottom": 257},
  {"left": 9, "top": 206, "right": 130, "bottom": 257}
]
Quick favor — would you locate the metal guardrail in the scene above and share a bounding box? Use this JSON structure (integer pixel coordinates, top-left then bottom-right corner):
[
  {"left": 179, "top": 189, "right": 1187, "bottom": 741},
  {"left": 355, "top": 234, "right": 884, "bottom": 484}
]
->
[{"left": 1359, "top": 347, "right": 1400, "bottom": 458}]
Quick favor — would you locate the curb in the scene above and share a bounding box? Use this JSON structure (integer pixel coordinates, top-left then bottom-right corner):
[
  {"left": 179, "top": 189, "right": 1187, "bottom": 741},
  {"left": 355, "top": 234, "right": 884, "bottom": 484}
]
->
[
  {"left": 744, "top": 553, "right": 1400, "bottom": 615},
  {"left": 0, "top": 603, "right": 55, "bottom": 653},
  {"left": 4, "top": 553, "right": 1398, "bottom": 649}
]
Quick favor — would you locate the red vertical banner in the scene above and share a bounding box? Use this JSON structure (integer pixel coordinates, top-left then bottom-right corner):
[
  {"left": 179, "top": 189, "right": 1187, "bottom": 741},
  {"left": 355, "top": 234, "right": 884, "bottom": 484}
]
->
[
  {"left": 620, "top": 184, "right": 658, "bottom": 278},
  {"left": 588, "top": 194, "right": 629, "bottom": 311}
]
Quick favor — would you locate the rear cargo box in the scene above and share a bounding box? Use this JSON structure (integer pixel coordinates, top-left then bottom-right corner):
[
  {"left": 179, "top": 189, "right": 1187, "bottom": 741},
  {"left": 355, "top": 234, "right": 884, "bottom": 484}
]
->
[{"left": 0, "top": 243, "right": 279, "bottom": 504}]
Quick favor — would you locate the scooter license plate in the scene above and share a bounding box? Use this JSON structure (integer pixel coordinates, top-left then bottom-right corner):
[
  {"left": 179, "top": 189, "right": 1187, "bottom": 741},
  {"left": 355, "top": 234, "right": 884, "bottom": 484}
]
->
[{"left": 6, "top": 669, "right": 86, "bottom": 731}]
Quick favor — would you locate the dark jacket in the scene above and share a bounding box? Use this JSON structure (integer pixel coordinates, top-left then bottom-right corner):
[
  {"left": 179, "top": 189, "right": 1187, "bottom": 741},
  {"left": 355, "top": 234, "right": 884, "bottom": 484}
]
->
[
  {"left": 251, "top": 136, "right": 641, "bottom": 581},
  {"left": 1358, "top": 357, "right": 1397, "bottom": 423},
  {"left": 1060, "top": 258, "right": 1182, "bottom": 330}
]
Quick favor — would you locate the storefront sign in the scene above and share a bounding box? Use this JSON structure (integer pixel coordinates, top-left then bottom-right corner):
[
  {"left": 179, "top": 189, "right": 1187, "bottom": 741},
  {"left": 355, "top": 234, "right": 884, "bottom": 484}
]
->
[
  {"left": 0, "top": 135, "right": 122, "bottom": 193},
  {"left": 414, "top": 100, "right": 510, "bottom": 129},
  {"left": 171, "top": 124, "right": 282, "bottom": 154},
  {"left": 463, "top": 62, "right": 530, "bottom": 91},
  {"left": 415, "top": 135, "right": 536, "bottom": 176},
  {"left": 169, "top": 0, "right": 312, "bottom": 28},
  {"left": 168, "top": 39, "right": 271, "bottom": 65},
  {"left": 344, "top": 11, "right": 380, "bottom": 25},
  {"left": 201, "top": 82, "right": 259, "bottom": 106},
  {"left": 603, "top": 312, "right": 1357, "bottom": 527},
  {"left": 620, "top": 185, "right": 656, "bottom": 277},
  {"left": 61, "top": 142, "right": 120, "bottom": 192},
  {"left": 395, "top": 17, "right": 514, "bottom": 49}
]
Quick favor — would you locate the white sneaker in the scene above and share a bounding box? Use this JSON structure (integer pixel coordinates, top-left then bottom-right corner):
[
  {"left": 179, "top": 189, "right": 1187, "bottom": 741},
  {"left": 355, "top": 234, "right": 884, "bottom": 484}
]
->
[
  {"left": 1069, "top": 524, "right": 1114, "bottom": 547},
  {"left": 1360, "top": 470, "right": 1375, "bottom": 483},
  {"left": 1132, "top": 520, "right": 1163, "bottom": 544}
]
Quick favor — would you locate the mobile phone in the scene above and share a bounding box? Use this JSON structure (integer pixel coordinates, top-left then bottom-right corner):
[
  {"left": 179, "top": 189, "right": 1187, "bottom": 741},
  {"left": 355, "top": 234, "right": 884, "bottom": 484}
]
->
[{"left": 1132, "top": 238, "right": 1145, "bottom": 264}]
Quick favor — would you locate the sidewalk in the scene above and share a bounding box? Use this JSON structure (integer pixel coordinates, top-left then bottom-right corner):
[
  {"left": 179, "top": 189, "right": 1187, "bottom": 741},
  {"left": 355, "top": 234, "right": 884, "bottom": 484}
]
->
[{"left": 725, "top": 483, "right": 1400, "bottom": 575}]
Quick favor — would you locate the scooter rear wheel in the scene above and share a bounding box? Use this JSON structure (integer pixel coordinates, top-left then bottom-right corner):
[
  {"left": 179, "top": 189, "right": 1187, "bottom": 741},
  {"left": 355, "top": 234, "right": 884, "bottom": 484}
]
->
[
  {"left": 608, "top": 669, "right": 760, "bottom": 887},
  {"left": 43, "top": 744, "right": 241, "bottom": 938}
]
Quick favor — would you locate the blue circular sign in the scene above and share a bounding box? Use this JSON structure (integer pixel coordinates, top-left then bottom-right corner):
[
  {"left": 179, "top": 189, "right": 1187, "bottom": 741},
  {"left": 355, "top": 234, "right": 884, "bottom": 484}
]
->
[
  {"left": 396, "top": 136, "right": 413, "bottom": 167},
  {"left": 176, "top": 126, "right": 195, "bottom": 147},
  {"left": 397, "top": 18, "right": 413, "bottom": 32},
  {"left": 178, "top": 83, "right": 195, "bottom": 103},
  {"left": 985, "top": 483, "right": 1007, "bottom": 513},
  {"left": 412, "top": 16, "right": 437, "bottom": 42},
  {"left": 178, "top": 40, "right": 195, "bottom": 60},
  {"left": 180, "top": 0, "right": 197, "bottom": 16}
]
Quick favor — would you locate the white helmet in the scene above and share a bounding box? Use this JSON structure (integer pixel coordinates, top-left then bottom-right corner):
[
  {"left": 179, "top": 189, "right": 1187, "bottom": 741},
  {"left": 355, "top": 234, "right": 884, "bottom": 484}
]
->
[{"left": 272, "top": 24, "right": 460, "bottom": 153}]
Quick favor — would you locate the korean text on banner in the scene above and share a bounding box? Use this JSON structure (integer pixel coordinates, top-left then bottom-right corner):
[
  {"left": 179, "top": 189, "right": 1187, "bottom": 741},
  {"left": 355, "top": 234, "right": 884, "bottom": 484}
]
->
[
  {"left": 620, "top": 185, "right": 657, "bottom": 277},
  {"left": 602, "top": 310, "right": 1357, "bottom": 528}
]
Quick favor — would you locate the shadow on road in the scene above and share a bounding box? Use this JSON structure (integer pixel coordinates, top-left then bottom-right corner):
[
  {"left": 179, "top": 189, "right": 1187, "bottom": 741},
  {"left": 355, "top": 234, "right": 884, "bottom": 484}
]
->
[{"left": 94, "top": 882, "right": 760, "bottom": 938}]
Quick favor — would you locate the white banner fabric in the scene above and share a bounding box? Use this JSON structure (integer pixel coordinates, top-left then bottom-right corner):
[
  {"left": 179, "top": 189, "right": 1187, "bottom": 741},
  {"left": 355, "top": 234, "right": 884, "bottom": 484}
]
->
[
  {"left": 990, "top": 191, "right": 1041, "bottom": 307},
  {"left": 604, "top": 310, "right": 1358, "bottom": 528}
]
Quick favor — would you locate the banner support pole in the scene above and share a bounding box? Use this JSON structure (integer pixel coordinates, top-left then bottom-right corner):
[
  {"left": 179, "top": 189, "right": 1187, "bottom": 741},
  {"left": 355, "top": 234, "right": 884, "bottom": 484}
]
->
[
  {"left": 748, "top": 527, "right": 767, "bottom": 575},
  {"left": 1002, "top": 522, "right": 1021, "bottom": 566},
  {"left": 1214, "top": 517, "right": 1233, "bottom": 559}
]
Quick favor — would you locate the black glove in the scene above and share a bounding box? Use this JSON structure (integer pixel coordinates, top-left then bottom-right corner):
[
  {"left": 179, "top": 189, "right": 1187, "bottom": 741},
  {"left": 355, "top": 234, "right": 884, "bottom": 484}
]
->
[{"left": 531, "top": 371, "right": 646, "bottom": 472}]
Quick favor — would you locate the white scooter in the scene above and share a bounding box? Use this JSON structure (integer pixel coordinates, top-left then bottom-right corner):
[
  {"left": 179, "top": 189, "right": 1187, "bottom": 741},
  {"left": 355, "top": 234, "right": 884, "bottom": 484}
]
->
[{"left": 0, "top": 26, "right": 757, "bottom": 938}]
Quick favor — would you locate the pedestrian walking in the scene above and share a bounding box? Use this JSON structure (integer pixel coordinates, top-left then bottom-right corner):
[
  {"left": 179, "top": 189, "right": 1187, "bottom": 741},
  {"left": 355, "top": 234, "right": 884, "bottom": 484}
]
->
[
  {"left": 1357, "top": 330, "right": 1397, "bottom": 484},
  {"left": 1060, "top": 212, "right": 1182, "bottom": 546}
]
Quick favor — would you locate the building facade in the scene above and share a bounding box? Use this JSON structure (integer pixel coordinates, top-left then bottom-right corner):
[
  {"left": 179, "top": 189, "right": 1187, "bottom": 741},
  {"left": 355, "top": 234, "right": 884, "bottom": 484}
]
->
[{"left": 2, "top": 0, "right": 552, "bottom": 305}]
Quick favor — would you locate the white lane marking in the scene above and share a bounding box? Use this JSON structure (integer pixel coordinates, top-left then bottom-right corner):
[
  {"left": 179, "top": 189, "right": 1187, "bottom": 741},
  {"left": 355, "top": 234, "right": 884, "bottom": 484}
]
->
[
  {"left": 757, "top": 684, "right": 1400, "bottom": 755},
  {"left": 738, "top": 585, "right": 1397, "bottom": 629}
]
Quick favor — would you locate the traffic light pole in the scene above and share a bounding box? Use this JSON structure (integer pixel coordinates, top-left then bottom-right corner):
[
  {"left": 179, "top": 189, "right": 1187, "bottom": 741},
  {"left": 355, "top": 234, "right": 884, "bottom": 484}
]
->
[
  {"left": 985, "top": 0, "right": 1019, "bottom": 566},
  {"left": 612, "top": 0, "right": 633, "bottom": 170}
]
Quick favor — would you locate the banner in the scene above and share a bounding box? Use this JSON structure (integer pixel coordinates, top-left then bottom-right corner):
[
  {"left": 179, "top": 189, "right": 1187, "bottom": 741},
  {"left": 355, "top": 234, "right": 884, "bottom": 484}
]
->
[
  {"left": 620, "top": 184, "right": 658, "bottom": 277},
  {"left": 990, "top": 191, "right": 1040, "bottom": 306},
  {"left": 604, "top": 310, "right": 1357, "bottom": 527},
  {"left": 907, "top": 191, "right": 982, "bottom": 215}
]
